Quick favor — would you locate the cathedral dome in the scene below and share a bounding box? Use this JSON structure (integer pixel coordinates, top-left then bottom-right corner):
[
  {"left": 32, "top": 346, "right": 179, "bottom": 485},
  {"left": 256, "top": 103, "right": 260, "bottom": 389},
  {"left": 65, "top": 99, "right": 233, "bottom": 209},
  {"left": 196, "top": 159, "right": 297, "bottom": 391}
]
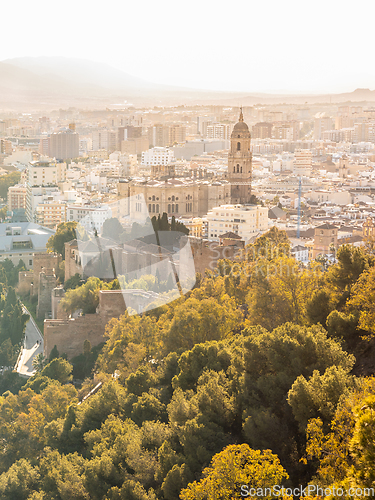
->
[
  {"left": 232, "top": 121, "right": 249, "bottom": 133},
  {"left": 231, "top": 108, "right": 251, "bottom": 138}
]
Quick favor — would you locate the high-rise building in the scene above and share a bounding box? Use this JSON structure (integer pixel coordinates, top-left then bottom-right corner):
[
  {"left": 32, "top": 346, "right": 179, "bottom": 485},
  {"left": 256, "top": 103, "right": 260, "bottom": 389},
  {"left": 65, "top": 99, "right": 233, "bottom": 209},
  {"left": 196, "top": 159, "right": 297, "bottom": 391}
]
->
[
  {"left": 206, "top": 123, "right": 232, "bottom": 140},
  {"left": 148, "top": 124, "right": 170, "bottom": 147},
  {"left": 0, "top": 139, "right": 13, "bottom": 155},
  {"left": 293, "top": 149, "right": 312, "bottom": 176},
  {"left": 49, "top": 129, "right": 79, "bottom": 160},
  {"left": 314, "top": 115, "right": 333, "bottom": 140},
  {"left": 252, "top": 122, "right": 273, "bottom": 139},
  {"left": 228, "top": 109, "right": 252, "bottom": 204},
  {"left": 92, "top": 129, "right": 117, "bottom": 152},
  {"left": 8, "top": 184, "right": 27, "bottom": 211},
  {"left": 169, "top": 124, "right": 186, "bottom": 145}
]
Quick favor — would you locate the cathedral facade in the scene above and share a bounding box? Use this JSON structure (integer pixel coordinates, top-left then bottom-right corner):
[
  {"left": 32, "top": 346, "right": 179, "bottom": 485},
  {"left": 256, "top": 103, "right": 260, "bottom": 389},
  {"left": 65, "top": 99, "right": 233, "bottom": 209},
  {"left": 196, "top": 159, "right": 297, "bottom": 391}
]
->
[{"left": 228, "top": 108, "right": 252, "bottom": 204}]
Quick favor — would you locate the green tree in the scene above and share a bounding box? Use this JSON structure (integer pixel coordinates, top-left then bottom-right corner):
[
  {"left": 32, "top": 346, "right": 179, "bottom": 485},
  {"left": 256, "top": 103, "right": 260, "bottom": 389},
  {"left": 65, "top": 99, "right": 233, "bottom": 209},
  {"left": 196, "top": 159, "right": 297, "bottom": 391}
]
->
[
  {"left": 327, "top": 244, "right": 373, "bottom": 302},
  {"left": 0, "top": 206, "right": 7, "bottom": 221},
  {"left": 64, "top": 273, "right": 82, "bottom": 291},
  {"left": 60, "top": 277, "right": 102, "bottom": 316},
  {"left": 306, "top": 289, "right": 333, "bottom": 327},
  {"left": 349, "top": 394, "right": 375, "bottom": 488},
  {"left": 180, "top": 444, "right": 288, "bottom": 500},
  {"left": 32, "top": 354, "right": 47, "bottom": 373},
  {"left": 0, "top": 287, "right": 29, "bottom": 345},
  {"left": 41, "top": 358, "right": 73, "bottom": 384},
  {"left": 347, "top": 265, "right": 375, "bottom": 337},
  {"left": 0, "top": 458, "right": 39, "bottom": 500},
  {"left": 0, "top": 172, "right": 21, "bottom": 200},
  {"left": 287, "top": 365, "right": 359, "bottom": 432},
  {"left": 46, "top": 221, "right": 77, "bottom": 259}
]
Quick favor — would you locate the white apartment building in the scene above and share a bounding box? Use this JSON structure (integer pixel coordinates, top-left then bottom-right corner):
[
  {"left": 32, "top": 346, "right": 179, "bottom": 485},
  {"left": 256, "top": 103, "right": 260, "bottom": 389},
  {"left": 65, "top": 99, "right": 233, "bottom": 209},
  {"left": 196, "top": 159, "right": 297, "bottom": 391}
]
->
[
  {"left": 291, "top": 244, "right": 309, "bottom": 263},
  {"left": 35, "top": 201, "right": 67, "bottom": 228},
  {"left": 206, "top": 204, "right": 269, "bottom": 243},
  {"left": 206, "top": 123, "right": 232, "bottom": 140},
  {"left": 306, "top": 189, "right": 352, "bottom": 205},
  {"left": 293, "top": 149, "right": 312, "bottom": 176},
  {"left": 26, "top": 160, "right": 67, "bottom": 222},
  {"left": 26, "top": 187, "right": 63, "bottom": 223},
  {"left": 67, "top": 204, "right": 112, "bottom": 233},
  {"left": 27, "top": 160, "right": 67, "bottom": 187},
  {"left": 141, "top": 147, "right": 175, "bottom": 166},
  {"left": 8, "top": 184, "right": 27, "bottom": 211}
]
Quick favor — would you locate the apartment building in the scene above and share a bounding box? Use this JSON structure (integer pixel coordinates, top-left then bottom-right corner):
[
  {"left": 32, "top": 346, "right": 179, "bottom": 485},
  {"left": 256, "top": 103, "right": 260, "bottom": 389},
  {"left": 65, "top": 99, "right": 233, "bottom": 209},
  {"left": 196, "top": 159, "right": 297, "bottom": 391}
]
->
[{"left": 206, "top": 204, "right": 268, "bottom": 243}]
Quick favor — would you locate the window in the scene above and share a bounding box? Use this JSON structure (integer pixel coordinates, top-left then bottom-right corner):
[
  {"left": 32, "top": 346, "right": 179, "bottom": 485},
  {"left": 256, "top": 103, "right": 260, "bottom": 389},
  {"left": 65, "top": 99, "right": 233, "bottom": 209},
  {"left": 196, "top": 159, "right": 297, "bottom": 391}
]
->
[{"left": 237, "top": 142, "right": 241, "bottom": 151}]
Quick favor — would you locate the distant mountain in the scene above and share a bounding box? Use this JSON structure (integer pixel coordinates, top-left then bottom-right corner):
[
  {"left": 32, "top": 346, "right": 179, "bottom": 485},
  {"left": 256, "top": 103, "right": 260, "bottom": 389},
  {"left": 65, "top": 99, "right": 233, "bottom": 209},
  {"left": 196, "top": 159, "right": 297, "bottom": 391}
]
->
[
  {"left": 0, "top": 57, "right": 375, "bottom": 110},
  {"left": 4, "top": 57, "right": 157, "bottom": 92}
]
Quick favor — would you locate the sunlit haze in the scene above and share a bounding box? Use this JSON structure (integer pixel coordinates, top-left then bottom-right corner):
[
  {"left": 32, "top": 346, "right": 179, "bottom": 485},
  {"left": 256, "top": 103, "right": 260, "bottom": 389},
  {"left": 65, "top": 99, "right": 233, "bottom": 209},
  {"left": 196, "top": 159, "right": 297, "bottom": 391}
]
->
[{"left": 1, "top": 0, "right": 374, "bottom": 94}]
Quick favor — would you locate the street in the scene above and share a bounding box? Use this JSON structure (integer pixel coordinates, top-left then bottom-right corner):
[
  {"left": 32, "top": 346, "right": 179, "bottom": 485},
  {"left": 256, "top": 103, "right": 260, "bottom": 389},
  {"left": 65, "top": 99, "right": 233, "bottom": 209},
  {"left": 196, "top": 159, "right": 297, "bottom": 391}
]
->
[{"left": 15, "top": 307, "right": 44, "bottom": 377}]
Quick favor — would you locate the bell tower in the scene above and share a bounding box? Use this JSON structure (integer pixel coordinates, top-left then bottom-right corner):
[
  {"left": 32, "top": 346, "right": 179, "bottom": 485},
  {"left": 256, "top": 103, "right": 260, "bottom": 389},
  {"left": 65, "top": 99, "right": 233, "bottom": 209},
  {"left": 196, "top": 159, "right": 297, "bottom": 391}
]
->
[
  {"left": 228, "top": 108, "right": 252, "bottom": 204},
  {"left": 339, "top": 154, "right": 348, "bottom": 179}
]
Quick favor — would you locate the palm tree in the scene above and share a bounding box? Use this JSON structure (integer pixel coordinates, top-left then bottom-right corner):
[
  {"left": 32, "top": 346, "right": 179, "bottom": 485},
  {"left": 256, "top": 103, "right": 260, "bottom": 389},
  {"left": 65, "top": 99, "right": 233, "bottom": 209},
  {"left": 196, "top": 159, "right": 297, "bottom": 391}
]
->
[{"left": 32, "top": 353, "right": 46, "bottom": 373}]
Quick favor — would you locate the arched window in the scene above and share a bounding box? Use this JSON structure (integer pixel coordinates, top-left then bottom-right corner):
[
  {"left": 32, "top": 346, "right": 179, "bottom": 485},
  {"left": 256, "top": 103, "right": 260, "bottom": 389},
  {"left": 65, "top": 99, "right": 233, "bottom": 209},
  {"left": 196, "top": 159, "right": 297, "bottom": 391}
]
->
[
  {"left": 156, "top": 204, "right": 159, "bottom": 212},
  {"left": 176, "top": 204, "right": 178, "bottom": 213},
  {"left": 152, "top": 195, "right": 155, "bottom": 201},
  {"left": 172, "top": 195, "right": 175, "bottom": 202},
  {"left": 148, "top": 204, "right": 151, "bottom": 212},
  {"left": 152, "top": 204, "right": 155, "bottom": 213},
  {"left": 237, "top": 164, "right": 240, "bottom": 173},
  {"left": 237, "top": 142, "right": 241, "bottom": 151},
  {"left": 241, "top": 166, "right": 243, "bottom": 173},
  {"left": 233, "top": 166, "right": 236, "bottom": 173},
  {"left": 168, "top": 204, "right": 171, "bottom": 212},
  {"left": 172, "top": 204, "right": 175, "bottom": 213}
]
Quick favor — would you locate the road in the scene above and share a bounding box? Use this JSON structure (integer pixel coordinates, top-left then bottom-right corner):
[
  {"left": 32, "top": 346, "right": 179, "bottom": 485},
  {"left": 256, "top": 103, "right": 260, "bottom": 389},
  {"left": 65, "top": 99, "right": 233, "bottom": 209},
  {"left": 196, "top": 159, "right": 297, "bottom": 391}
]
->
[{"left": 15, "top": 307, "right": 44, "bottom": 377}]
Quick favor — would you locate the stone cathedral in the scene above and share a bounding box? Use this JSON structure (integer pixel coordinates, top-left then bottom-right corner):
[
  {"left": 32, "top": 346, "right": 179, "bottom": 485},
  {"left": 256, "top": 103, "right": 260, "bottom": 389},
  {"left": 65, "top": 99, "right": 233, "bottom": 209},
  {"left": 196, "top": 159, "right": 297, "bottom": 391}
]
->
[{"left": 228, "top": 108, "right": 252, "bottom": 204}]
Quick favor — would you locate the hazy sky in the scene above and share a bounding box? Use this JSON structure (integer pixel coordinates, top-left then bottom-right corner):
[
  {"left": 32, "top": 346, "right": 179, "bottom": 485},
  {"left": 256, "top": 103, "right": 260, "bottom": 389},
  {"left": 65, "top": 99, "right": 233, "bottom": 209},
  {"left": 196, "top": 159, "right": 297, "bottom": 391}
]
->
[{"left": 1, "top": 0, "right": 374, "bottom": 94}]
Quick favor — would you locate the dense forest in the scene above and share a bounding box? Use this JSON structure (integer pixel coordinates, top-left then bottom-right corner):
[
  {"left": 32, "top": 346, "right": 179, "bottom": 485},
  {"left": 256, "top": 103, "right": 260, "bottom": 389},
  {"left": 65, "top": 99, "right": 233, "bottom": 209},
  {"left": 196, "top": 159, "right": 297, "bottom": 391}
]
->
[{"left": 0, "top": 227, "right": 375, "bottom": 499}]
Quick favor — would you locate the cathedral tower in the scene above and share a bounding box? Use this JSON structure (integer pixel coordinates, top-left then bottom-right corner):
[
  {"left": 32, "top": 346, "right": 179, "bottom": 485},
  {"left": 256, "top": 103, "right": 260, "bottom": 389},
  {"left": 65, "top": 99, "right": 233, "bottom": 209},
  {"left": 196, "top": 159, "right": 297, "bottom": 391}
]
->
[{"left": 228, "top": 108, "right": 252, "bottom": 204}]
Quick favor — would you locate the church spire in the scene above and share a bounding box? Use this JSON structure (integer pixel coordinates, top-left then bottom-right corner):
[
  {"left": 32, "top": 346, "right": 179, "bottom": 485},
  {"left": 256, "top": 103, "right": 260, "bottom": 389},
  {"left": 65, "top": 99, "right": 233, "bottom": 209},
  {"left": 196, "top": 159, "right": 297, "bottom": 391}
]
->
[{"left": 239, "top": 106, "right": 244, "bottom": 122}]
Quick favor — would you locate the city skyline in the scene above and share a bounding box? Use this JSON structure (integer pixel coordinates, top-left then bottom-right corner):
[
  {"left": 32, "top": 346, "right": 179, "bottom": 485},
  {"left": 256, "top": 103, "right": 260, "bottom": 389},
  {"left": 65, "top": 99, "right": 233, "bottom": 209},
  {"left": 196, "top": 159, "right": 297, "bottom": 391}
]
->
[{"left": 0, "top": 0, "right": 374, "bottom": 95}]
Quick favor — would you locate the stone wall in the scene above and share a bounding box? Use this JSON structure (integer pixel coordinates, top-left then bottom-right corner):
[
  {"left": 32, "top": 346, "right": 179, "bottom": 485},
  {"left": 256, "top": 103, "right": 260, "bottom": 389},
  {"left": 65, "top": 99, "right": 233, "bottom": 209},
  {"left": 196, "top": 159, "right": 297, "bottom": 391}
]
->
[
  {"left": 189, "top": 237, "right": 243, "bottom": 275},
  {"left": 37, "top": 270, "right": 57, "bottom": 319},
  {"left": 33, "top": 253, "right": 60, "bottom": 288},
  {"left": 64, "top": 240, "right": 83, "bottom": 281},
  {"left": 44, "top": 315, "right": 108, "bottom": 360},
  {"left": 44, "top": 289, "right": 127, "bottom": 359},
  {"left": 51, "top": 287, "right": 65, "bottom": 319},
  {"left": 17, "top": 271, "right": 36, "bottom": 296}
]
